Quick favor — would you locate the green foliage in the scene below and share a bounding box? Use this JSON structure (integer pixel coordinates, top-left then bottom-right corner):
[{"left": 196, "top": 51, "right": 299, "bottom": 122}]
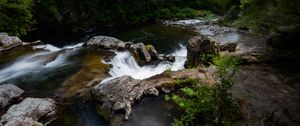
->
[
  {"left": 235, "top": 0, "right": 300, "bottom": 33},
  {"left": 164, "top": 66, "right": 172, "bottom": 75},
  {"left": 145, "top": 44, "right": 154, "bottom": 51},
  {"left": 0, "top": 0, "right": 34, "bottom": 36},
  {"left": 166, "top": 55, "right": 241, "bottom": 126}
]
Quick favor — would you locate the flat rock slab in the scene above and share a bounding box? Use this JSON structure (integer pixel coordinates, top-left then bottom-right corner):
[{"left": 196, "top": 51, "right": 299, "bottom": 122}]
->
[
  {"left": 92, "top": 67, "right": 216, "bottom": 120},
  {"left": 231, "top": 65, "right": 300, "bottom": 126},
  {"left": 0, "top": 84, "right": 24, "bottom": 109},
  {"left": 1, "top": 98, "right": 57, "bottom": 126}
]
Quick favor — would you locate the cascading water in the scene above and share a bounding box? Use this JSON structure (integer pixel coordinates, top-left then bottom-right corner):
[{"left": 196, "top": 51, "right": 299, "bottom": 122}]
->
[
  {"left": 101, "top": 44, "right": 187, "bottom": 83},
  {"left": 0, "top": 43, "right": 83, "bottom": 83}
]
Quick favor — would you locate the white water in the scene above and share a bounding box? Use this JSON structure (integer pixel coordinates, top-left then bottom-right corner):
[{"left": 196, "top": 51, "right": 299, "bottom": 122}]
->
[
  {"left": 101, "top": 44, "right": 187, "bottom": 83},
  {"left": 0, "top": 41, "right": 186, "bottom": 84},
  {"left": 33, "top": 43, "right": 83, "bottom": 52},
  {"left": 165, "top": 19, "right": 204, "bottom": 26},
  {"left": 0, "top": 43, "right": 83, "bottom": 83}
]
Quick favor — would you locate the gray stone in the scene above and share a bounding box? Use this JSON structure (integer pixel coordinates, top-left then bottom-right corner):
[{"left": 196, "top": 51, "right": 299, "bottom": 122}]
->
[
  {"left": 146, "top": 45, "right": 159, "bottom": 60},
  {"left": 186, "top": 36, "right": 219, "bottom": 67},
  {"left": 1, "top": 98, "right": 57, "bottom": 126},
  {"left": 143, "top": 88, "right": 159, "bottom": 96},
  {"left": 92, "top": 76, "right": 140, "bottom": 120},
  {"left": 0, "top": 84, "right": 24, "bottom": 109},
  {"left": 0, "top": 33, "right": 22, "bottom": 48},
  {"left": 130, "top": 43, "right": 152, "bottom": 65},
  {"left": 84, "top": 36, "right": 125, "bottom": 50}
]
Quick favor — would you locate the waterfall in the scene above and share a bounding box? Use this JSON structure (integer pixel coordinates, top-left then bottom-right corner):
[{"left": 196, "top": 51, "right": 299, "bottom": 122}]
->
[
  {"left": 101, "top": 44, "right": 187, "bottom": 83},
  {"left": 0, "top": 43, "right": 83, "bottom": 83}
]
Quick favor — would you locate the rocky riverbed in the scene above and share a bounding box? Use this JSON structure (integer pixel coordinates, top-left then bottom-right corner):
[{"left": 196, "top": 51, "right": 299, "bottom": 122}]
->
[{"left": 0, "top": 19, "right": 299, "bottom": 126}]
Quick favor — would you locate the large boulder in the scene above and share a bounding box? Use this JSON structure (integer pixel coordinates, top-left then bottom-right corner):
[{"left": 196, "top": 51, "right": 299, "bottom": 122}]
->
[
  {"left": 92, "top": 76, "right": 141, "bottom": 120},
  {"left": 1, "top": 98, "right": 57, "bottom": 126},
  {"left": 186, "top": 36, "right": 219, "bottom": 67},
  {"left": 0, "top": 84, "right": 25, "bottom": 109},
  {"left": 0, "top": 33, "right": 22, "bottom": 49},
  {"left": 84, "top": 36, "right": 125, "bottom": 50},
  {"left": 92, "top": 67, "right": 217, "bottom": 120},
  {"left": 130, "top": 43, "right": 152, "bottom": 65},
  {"left": 145, "top": 45, "right": 159, "bottom": 60}
]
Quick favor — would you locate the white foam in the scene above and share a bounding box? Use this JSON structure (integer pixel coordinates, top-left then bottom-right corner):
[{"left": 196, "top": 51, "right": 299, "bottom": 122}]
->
[{"left": 101, "top": 44, "right": 187, "bottom": 83}]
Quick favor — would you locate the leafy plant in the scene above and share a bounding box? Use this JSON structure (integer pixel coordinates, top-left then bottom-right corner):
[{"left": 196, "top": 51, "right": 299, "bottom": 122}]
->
[{"left": 166, "top": 55, "right": 241, "bottom": 126}]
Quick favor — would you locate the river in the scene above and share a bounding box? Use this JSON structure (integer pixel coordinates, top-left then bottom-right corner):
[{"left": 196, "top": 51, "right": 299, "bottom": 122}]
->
[{"left": 0, "top": 23, "right": 195, "bottom": 126}]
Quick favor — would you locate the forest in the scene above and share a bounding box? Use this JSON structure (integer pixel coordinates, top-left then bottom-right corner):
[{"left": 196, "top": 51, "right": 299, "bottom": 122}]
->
[
  {"left": 1, "top": 0, "right": 299, "bottom": 36},
  {"left": 0, "top": 0, "right": 300, "bottom": 126}
]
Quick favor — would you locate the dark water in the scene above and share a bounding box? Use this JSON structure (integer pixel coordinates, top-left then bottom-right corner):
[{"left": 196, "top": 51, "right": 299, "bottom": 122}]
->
[
  {"left": 1, "top": 23, "right": 193, "bottom": 126},
  {"left": 24, "top": 23, "right": 195, "bottom": 53}
]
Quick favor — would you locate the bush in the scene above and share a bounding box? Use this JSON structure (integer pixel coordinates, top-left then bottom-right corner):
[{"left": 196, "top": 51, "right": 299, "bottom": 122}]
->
[
  {"left": 0, "top": 0, "right": 34, "bottom": 36},
  {"left": 235, "top": 0, "right": 300, "bottom": 33},
  {"left": 166, "top": 55, "right": 241, "bottom": 126}
]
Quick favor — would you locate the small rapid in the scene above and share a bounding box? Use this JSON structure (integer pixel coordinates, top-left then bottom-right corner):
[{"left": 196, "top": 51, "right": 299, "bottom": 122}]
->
[
  {"left": 0, "top": 43, "right": 83, "bottom": 84},
  {"left": 101, "top": 44, "right": 187, "bottom": 83}
]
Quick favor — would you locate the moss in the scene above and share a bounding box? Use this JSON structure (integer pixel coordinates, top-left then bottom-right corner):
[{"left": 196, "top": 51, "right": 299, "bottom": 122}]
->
[
  {"left": 59, "top": 50, "right": 112, "bottom": 98},
  {"left": 0, "top": 45, "right": 35, "bottom": 67},
  {"left": 145, "top": 44, "right": 154, "bottom": 51}
]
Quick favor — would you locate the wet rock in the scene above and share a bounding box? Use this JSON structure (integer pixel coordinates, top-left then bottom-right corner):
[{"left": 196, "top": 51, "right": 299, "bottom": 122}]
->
[
  {"left": 125, "top": 42, "right": 132, "bottom": 49},
  {"left": 193, "top": 25, "right": 238, "bottom": 36},
  {"left": 84, "top": 36, "right": 125, "bottom": 50},
  {"left": 92, "top": 76, "right": 140, "bottom": 120},
  {"left": 130, "top": 43, "right": 152, "bottom": 65},
  {"left": 219, "top": 43, "right": 237, "bottom": 52},
  {"left": 231, "top": 65, "right": 300, "bottom": 126},
  {"left": 186, "top": 36, "right": 219, "bottom": 67},
  {"left": 143, "top": 88, "right": 159, "bottom": 96},
  {"left": 158, "top": 54, "right": 175, "bottom": 63},
  {"left": 166, "top": 55, "right": 175, "bottom": 62},
  {"left": 3, "top": 117, "right": 43, "bottom": 126},
  {"left": 145, "top": 45, "right": 159, "bottom": 60},
  {"left": 92, "top": 67, "right": 216, "bottom": 120},
  {"left": 0, "top": 98, "right": 57, "bottom": 126},
  {"left": 0, "top": 33, "right": 22, "bottom": 51},
  {"left": 0, "top": 84, "right": 24, "bottom": 109},
  {"left": 233, "top": 34, "right": 271, "bottom": 63}
]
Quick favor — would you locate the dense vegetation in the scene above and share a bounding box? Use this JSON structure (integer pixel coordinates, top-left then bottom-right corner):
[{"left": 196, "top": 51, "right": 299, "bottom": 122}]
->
[
  {"left": 1, "top": 0, "right": 299, "bottom": 36},
  {"left": 166, "top": 55, "right": 241, "bottom": 126}
]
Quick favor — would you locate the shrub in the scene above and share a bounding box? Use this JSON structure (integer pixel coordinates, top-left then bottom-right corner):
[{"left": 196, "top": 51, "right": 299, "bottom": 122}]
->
[
  {"left": 166, "top": 55, "right": 241, "bottom": 126},
  {"left": 0, "top": 0, "right": 34, "bottom": 36}
]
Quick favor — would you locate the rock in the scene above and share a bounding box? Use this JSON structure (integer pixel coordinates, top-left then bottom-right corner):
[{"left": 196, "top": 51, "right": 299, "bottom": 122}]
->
[
  {"left": 0, "top": 98, "right": 57, "bottom": 126},
  {"left": 92, "top": 67, "right": 216, "bottom": 120},
  {"left": 145, "top": 45, "right": 159, "bottom": 60},
  {"left": 125, "top": 42, "right": 132, "bottom": 49},
  {"left": 84, "top": 36, "right": 125, "bottom": 50},
  {"left": 143, "top": 88, "right": 159, "bottom": 96},
  {"left": 268, "top": 25, "right": 300, "bottom": 50},
  {"left": 92, "top": 76, "right": 140, "bottom": 120},
  {"left": 0, "top": 33, "right": 22, "bottom": 48},
  {"left": 166, "top": 55, "right": 175, "bottom": 62},
  {"left": 186, "top": 36, "right": 219, "bottom": 67},
  {"left": 231, "top": 65, "right": 300, "bottom": 126},
  {"left": 3, "top": 117, "right": 43, "bottom": 126},
  {"left": 0, "top": 84, "right": 25, "bottom": 109},
  {"left": 130, "top": 43, "right": 152, "bottom": 65},
  {"left": 158, "top": 54, "right": 175, "bottom": 63},
  {"left": 219, "top": 43, "right": 237, "bottom": 52}
]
